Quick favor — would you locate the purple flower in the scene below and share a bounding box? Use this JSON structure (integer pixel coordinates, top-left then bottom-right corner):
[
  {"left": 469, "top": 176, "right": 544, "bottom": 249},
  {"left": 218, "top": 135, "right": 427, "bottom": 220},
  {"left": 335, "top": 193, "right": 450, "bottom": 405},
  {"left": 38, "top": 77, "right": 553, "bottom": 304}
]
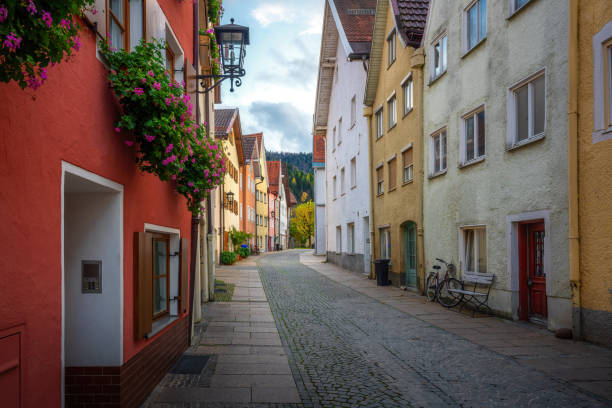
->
[
  {"left": 3, "top": 32, "right": 21, "bottom": 52},
  {"left": 165, "top": 144, "right": 173, "bottom": 154},
  {"left": 153, "top": 82, "right": 161, "bottom": 90},
  {"left": 40, "top": 68, "right": 47, "bottom": 80},
  {"left": 0, "top": 6, "right": 8, "bottom": 23},
  {"left": 188, "top": 181, "right": 194, "bottom": 187},
  {"left": 164, "top": 98, "right": 171, "bottom": 106},
  {"left": 124, "top": 140, "right": 134, "bottom": 147},
  {"left": 26, "top": 1, "right": 36, "bottom": 15},
  {"left": 144, "top": 134, "right": 155, "bottom": 142},
  {"left": 141, "top": 78, "right": 146, "bottom": 84},
  {"left": 192, "top": 158, "right": 196, "bottom": 164},
  {"left": 134, "top": 87, "right": 144, "bottom": 95},
  {"left": 114, "top": 127, "right": 120, "bottom": 133},
  {"left": 41, "top": 10, "right": 52, "bottom": 28},
  {"left": 71, "top": 36, "right": 81, "bottom": 52},
  {"left": 60, "top": 19, "right": 71, "bottom": 29},
  {"left": 26, "top": 75, "right": 42, "bottom": 90},
  {"left": 147, "top": 70, "right": 154, "bottom": 77},
  {"left": 179, "top": 167, "right": 184, "bottom": 173}
]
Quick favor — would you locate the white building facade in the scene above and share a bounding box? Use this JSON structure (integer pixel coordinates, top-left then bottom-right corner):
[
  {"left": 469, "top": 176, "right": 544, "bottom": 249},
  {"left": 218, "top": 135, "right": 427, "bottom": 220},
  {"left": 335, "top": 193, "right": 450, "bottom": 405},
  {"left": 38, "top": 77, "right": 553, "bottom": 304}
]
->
[{"left": 422, "top": 0, "right": 571, "bottom": 330}]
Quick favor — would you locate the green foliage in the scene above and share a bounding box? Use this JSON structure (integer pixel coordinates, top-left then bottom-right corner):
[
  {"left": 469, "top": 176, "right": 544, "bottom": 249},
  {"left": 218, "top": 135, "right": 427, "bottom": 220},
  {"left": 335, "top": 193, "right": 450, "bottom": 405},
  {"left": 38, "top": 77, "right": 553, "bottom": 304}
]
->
[
  {"left": 290, "top": 201, "right": 314, "bottom": 247},
  {"left": 0, "top": 0, "right": 94, "bottom": 90},
  {"left": 198, "top": 28, "right": 221, "bottom": 78},
  {"left": 207, "top": 0, "right": 223, "bottom": 24},
  {"left": 228, "top": 227, "right": 251, "bottom": 247},
  {"left": 220, "top": 251, "right": 238, "bottom": 265},
  {"left": 287, "top": 164, "right": 313, "bottom": 204},
  {"left": 266, "top": 151, "right": 312, "bottom": 173},
  {"left": 99, "top": 39, "right": 226, "bottom": 214},
  {"left": 235, "top": 246, "right": 250, "bottom": 258}
]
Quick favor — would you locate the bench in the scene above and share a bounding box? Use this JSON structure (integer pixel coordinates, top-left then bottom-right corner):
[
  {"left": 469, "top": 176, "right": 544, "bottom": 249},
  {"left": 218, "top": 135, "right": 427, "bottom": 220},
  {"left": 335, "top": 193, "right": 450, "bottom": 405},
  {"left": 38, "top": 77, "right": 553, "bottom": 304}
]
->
[{"left": 447, "top": 271, "right": 495, "bottom": 316}]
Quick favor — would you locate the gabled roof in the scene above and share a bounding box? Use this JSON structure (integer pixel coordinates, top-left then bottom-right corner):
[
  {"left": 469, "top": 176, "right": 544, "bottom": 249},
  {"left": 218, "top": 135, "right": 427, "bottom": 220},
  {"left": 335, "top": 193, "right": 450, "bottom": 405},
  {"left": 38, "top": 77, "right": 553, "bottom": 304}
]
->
[
  {"left": 330, "top": 0, "right": 377, "bottom": 58},
  {"left": 392, "top": 0, "right": 429, "bottom": 47},
  {"left": 289, "top": 191, "right": 297, "bottom": 207},
  {"left": 214, "top": 108, "right": 238, "bottom": 138},
  {"left": 242, "top": 136, "right": 257, "bottom": 163},
  {"left": 267, "top": 160, "right": 281, "bottom": 195},
  {"left": 244, "top": 132, "right": 263, "bottom": 152}
]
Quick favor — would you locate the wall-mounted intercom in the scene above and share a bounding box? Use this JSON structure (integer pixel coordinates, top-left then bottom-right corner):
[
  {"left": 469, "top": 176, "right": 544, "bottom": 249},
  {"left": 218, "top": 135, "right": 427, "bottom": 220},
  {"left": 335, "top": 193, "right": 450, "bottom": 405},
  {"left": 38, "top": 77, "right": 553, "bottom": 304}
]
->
[{"left": 82, "top": 260, "right": 102, "bottom": 293}]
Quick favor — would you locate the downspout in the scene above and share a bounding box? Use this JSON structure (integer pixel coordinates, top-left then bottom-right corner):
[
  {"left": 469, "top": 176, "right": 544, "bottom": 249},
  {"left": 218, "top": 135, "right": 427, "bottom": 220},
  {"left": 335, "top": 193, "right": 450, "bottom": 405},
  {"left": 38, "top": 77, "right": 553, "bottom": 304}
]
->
[
  {"left": 256, "top": 178, "right": 265, "bottom": 250},
  {"left": 568, "top": 0, "right": 581, "bottom": 338},
  {"left": 188, "top": 0, "right": 200, "bottom": 345},
  {"left": 363, "top": 106, "right": 375, "bottom": 279}
]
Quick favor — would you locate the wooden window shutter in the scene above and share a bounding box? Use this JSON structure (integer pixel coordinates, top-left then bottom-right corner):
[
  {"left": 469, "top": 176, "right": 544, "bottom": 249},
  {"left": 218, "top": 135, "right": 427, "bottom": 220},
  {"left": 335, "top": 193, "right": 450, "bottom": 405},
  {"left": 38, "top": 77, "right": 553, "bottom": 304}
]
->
[
  {"left": 403, "top": 148, "right": 413, "bottom": 166},
  {"left": 388, "top": 158, "right": 397, "bottom": 189},
  {"left": 179, "top": 238, "right": 189, "bottom": 314},
  {"left": 134, "top": 232, "right": 153, "bottom": 339}
]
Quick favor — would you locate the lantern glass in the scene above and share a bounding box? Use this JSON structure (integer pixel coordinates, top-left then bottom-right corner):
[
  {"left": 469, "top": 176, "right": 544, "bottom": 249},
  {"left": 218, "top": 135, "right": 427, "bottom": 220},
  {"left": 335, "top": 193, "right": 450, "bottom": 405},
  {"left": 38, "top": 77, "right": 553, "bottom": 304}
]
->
[{"left": 215, "top": 19, "right": 250, "bottom": 76}]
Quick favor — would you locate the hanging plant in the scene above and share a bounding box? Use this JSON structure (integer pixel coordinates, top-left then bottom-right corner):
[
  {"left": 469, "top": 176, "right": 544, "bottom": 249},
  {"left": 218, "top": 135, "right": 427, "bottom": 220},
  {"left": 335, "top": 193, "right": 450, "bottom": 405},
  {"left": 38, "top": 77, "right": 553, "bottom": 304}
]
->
[
  {"left": 0, "top": 0, "right": 94, "bottom": 90},
  {"left": 99, "top": 38, "right": 226, "bottom": 215},
  {"left": 207, "top": 0, "right": 222, "bottom": 25},
  {"left": 199, "top": 27, "right": 221, "bottom": 78}
]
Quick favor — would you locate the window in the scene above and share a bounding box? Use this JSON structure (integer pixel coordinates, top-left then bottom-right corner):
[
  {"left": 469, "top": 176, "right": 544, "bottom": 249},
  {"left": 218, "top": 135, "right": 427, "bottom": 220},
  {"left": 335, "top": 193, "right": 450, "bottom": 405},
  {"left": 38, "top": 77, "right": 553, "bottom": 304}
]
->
[
  {"left": 511, "top": 0, "right": 531, "bottom": 14},
  {"left": 350, "top": 95, "right": 356, "bottom": 127},
  {"left": 387, "top": 29, "right": 396, "bottom": 66},
  {"left": 333, "top": 175, "right": 337, "bottom": 200},
  {"left": 240, "top": 206, "right": 242, "bottom": 219},
  {"left": 462, "top": 107, "right": 485, "bottom": 163},
  {"left": 340, "top": 167, "right": 346, "bottom": 195},
  {"left": 350, "top": 157, "right": 357, "bottom": 188},
  {"left": 108, "top": 0, "right": 130, "bottom": 51},
  {"left": 347, "top": 223, "right": 355, "bottom": 254},
  {"left": 388, "top": 95, "right": 397, "bottom": 129},
  {"left": 375, "top": 108, "right": 383, "bottom": 139},
  {"left": 462, "top": 227, "right": 487, "bottom": 273},
  {"left": 608, "top": 44, "right": 612, "bottom": 127},
  {"left": 465, "top": 0, "right": 486, "bottom": 52},
  {"left": 431, "top": 129, "right": 447, "bottom": 175},
  {"left": 379, "top": 228, "right": 390, "bottom": 259},
  {"left": 402, "top": 75, "right": 413, "bottom": 115},
  {"left": 402, "top": 148, "right": 413, "bottom": 183},
  {"left": 336, "top": 226, "right": 342, "bottom": 254},
  {"left": 431, "top": 34, "right": 447, "bottom": 81},
  {"left": 129, "top": 0, "right": 146, "bottom": 51},
  {"left": 376, "top": 166, "right": 384, "bottom": 195},
  {"left": 332, "top": 126, "right": 336, "bottom": 147},
  {"left": 509, "top": 72, "right": 545, "bottom": 146},
  {"left": 152, "top": 235, "right": 170, "bottom": 318},
  {"left": 388, "top": 157, "right": 397, "bottom": 190},
  {"left": 338, "top": 117, "right": 342, "bottom": 144},
  {"left": 594, "top": 26, "right": 612, "bottom": 141}
]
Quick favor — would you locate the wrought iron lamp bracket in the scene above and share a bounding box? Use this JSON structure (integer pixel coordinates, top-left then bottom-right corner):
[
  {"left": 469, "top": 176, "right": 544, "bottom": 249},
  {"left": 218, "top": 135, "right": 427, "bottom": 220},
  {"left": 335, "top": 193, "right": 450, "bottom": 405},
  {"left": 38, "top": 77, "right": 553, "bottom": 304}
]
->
[{"left": 195, "top": 69, "right": 245, "bottom": 94}]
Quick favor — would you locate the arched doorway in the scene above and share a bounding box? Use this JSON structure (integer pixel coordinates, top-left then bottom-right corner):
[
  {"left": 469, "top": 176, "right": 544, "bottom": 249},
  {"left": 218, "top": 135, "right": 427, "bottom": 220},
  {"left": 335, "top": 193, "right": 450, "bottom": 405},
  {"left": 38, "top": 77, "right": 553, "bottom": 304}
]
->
[{"left": 404, "top": 222, "right": 417, "bottom": 288}]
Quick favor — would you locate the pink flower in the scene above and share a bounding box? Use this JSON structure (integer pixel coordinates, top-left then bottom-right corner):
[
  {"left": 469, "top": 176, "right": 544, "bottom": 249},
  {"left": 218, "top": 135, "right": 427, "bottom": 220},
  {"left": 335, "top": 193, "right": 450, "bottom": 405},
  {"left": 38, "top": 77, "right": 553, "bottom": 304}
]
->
[
  {"left": 134, "top": 87, "right": 144, "bottom": 95},
  {"left": 71, "top": 36, "right": 81, "bottom": 52},
  {"left": 153, "top": 82, "right": 161, "bottom": 90},
  {"left": 3, "top": 32, "right": 21, "bottom": 52},
  {"left": 165, "top": 144, "right": 173, "bottom": 154},
  {"left": 40, "top": 67, "right": 47, "bottom": 80},
  {"left": 171, "top": 174, "right": 177, "bottom": 180},
  {"left": 147, "top": 70, "right": 154, "bottom": 77},
  {"left": 188, "top": 181, "right": 194, "bottom": 187},
  {"left": 26, "top": 1, "right": 36, "bottom": 15},
  {"left": 164, "top": 98, "right": 171, "bottom": 106},
  {"left": 144, "top": 134, "right": 155, "bottom": 142},
  {"left": 0, "top": 6, "right": 8, "bottom": 23},
  {"left": 124, "top": 140, "right": 134, "bottom": 147},
  {"left": 114, "top": 127, "right": 120, "bottom": 133},
  {"left": 60, "top": 19, "right": 71, "bottom": 29},
  {"left": 179, "top": 167, "right": 184, "bottom": 173},
  {"left": 141, "top": 78, "right": 146, "bottom": 84},
  {"left": 41, "top": 10, "right": 52, "bottom": 28}
]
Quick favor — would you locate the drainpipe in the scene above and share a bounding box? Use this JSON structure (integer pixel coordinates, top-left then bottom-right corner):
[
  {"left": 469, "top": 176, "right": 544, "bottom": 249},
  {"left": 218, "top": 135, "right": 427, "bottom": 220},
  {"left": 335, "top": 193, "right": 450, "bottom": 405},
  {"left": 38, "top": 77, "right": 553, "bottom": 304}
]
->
[
  {"left": 363, "top": 106, "right": 375, "bottom": 279},
  {"left": 188, "top": 0, "right": 200, "bottom": 345},
  {"left": 567, "top": 0, "right": 581, "bottom": 339},
  {"left": 256, "top": 177, "right": 265, "bottom": 251}
]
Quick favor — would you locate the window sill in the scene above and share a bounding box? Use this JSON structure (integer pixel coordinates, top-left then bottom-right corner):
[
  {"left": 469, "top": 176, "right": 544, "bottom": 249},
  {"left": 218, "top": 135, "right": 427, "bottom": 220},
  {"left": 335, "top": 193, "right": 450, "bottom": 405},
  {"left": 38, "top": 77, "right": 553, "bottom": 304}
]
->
[
  {"left": 402, "top": 179, "right": 414, "bottom": 186},
  {"left": 458, "top": 156, "right": 485, "bottom": 169},
  {"left": 376, "top": 192, "right": 384, "bottom": 197},
  {"left": 147, "top": 315, "right": 179, "bottom": 339},
  {"left": 349, "top": 123, "right": 356, "bottom": 130},
  {"left": 507, "top": 0, "right": 535, "bottom": 20},
  {"left": 387, "top": 59, "right": 395, "bottom": 70},
  {"left": 351, "top": 185, "right": 357, "bottom": 190},
  {"left": 461, "top": 37, "right": 486, "bottom": 59},
  {"left": 376, "top": 135, "right": 384, "bottom": 141},
  {"left": 403, "top": 108, "right": 413, "bottom": 119},
  {"left": 592, "top": 126, "right": 612, "bottom": 143},
  {"left": 428, "top": 70, "right": 447, "bottom": 86},
  {"left": 506, "top": 133, "right": 545, "bottom": 151},
  {"left": 341, "top": 193, "right": 346, "bottom": 197},
  {"left": 388, "top": 123, "right": 397, "bottom": 131},
  {"left": 428, "top": 169, "right": 447, "bottom": 179},
  {"left": 388, "top": 187, "right": 397, "bottom": 193}
]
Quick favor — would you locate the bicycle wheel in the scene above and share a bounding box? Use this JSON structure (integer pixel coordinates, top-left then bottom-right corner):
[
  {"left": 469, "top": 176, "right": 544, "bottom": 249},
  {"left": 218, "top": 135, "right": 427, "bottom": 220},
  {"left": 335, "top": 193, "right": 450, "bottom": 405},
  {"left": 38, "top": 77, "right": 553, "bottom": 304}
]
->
[
  {"left": 438, "top": 278, "right": 464, "bottom": 308},
  {"left": 425, "top": 274, "right": 438, "bottom": 302}
]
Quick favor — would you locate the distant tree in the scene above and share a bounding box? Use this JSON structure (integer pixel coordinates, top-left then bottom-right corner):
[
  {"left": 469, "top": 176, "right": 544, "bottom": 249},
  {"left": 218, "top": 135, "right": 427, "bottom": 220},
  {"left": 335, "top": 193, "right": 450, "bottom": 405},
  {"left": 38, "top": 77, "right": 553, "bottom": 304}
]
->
[
  {"left": 291, "top": 201, "right": 314, "bottom": 247},
  {"left": 300, "top": 191, "right": 309, "bottom": 202}
]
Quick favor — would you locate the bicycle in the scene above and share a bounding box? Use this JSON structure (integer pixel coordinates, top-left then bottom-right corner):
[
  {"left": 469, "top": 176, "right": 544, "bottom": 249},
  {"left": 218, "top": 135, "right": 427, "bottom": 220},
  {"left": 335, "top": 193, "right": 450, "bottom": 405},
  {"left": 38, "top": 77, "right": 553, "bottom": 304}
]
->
[{"left": 425, "top": 258, "right": 464, "bottom": 308}]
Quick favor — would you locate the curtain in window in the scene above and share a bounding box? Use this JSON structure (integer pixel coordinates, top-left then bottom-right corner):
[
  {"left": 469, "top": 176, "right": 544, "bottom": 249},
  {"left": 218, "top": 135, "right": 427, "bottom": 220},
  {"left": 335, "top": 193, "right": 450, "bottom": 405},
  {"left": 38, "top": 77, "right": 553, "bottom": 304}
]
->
[
  {"left": 129, "top": 0, "right": 144, "bottom": 51},
  {"left": 477, "top": 229, "right": 487, "bottom": 273},
  {"left": 465, "top": 229, "right": 474, "bottom": 272}
]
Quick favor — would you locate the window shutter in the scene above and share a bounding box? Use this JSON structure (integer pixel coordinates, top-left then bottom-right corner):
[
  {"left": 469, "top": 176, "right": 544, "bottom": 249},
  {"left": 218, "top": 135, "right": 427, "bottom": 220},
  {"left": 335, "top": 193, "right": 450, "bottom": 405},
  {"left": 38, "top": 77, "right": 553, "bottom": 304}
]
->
[
  {"left": 179, "top": 238, "right": 189, "bottom": 314},
  {"left": 185, "top": 59, "right": 197, "bottom": 112},
  {"left": 134, "top": 232, "right": 153, "bottom": 339}
]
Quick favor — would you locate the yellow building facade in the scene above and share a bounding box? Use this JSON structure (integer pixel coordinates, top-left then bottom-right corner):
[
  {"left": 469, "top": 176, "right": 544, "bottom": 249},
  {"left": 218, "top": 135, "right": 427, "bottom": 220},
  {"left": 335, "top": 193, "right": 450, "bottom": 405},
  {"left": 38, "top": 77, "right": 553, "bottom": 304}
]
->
[
  {"left": 245, "top": 133, "right": 270, "bottom": 252},
  {"left": 363, "top": 1, "right": 426, "bottom": 290},
  {"left": 571, "top": 0, "right": 612, "bottom": 346}
]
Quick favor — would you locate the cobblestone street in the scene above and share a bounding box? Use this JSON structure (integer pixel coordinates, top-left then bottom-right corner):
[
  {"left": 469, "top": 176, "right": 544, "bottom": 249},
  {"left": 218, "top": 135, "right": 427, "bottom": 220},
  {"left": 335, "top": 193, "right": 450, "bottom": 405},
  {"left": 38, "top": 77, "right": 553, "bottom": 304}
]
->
[{"left": 145, "top": 250, "right": 612, "bottom": 408}]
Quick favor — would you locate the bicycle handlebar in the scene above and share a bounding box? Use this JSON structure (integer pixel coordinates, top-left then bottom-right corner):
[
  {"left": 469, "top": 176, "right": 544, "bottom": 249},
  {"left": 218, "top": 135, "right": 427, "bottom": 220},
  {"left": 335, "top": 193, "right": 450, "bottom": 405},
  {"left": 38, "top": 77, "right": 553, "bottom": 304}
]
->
[{"left": 435, "top": 257, "right": 448, "bottom": 265}]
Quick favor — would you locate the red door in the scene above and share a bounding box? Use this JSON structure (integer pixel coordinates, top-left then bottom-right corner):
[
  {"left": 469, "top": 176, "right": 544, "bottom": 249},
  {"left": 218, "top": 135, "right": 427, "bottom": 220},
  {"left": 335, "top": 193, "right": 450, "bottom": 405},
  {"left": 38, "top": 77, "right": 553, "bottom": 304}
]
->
[{"left": 518, "top": 221, "right": 547, "bottom": 320}]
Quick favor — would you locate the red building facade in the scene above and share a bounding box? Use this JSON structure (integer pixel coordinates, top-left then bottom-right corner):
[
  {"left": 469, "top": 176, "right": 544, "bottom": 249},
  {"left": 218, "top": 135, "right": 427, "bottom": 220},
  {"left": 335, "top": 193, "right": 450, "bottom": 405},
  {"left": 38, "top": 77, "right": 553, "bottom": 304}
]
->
[{"left": 0, "top": 1, "right": 203, "bottom": 406}]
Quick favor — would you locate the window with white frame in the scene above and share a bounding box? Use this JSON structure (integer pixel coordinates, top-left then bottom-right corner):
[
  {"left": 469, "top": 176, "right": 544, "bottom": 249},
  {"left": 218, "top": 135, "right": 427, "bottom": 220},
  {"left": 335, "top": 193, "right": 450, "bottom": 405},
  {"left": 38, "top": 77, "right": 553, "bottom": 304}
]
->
[
  {"left": 379, "top": 228, "right": 391, "bottom": 259},
  {"left": 333, "top": 175, "right": 337, "bottom": 199},
  {"left": 338, "top": 117, "right": 342, "bottom": 144},
  {"left": 376, "top": 165, "right": 384, "bottom": 195},
  {"left": 608, "top": 43, "right": 612, "bottom": 128},
  {"left": 375, "top": 108, "right": 383, "bottom": 139},
  {"left": 340, "top": 167, "right": 346, "bottom": 195},
  {"left": 462, "top": 227, "right": 487, "bottom": 274},
  {"left": 402, "top": 75, "right": 413, "bottom": 115},
  {"left": 593, "top": 25, "right": 612, "bottom": 141},
  {"left": 430, "top": 129, "right": 447, "bottom": 174},
  {"left": 387, "top": 29, "right": 396, "bottom": 66},
  {"left": 388, "top": 95, "right": 397, "bottom": 129},
  {"left": 465, "top": 0, "right": 486, "bottom": 52},
  {"left": 462, "top": 107, "right": 485, "bottom": 163},
  {"left": 332, "top": 126, "right": 336, "bottom": 147},
  {"left": 510, "top": 0, "right": 531, "bottom": 15},
  {"left": 509, "top": 71, "right": 545, "bottom": 145},
  {"left": 347, "top": 223, "right": 355, "bottom": 254},
  {"left": 350, "top": 157, "right": 357, "bottom": 188},
  {"left": 351, "top": 95, "right": 356, "bottom": 127},
  {"left": 431, "top": 33, "right": 447, "bottom": 81},
  {"left": 336, "top": 226, "right": 342, "bottom": 254},
  {"left": 402, "top": 147, "right": 413, "bottom": 183}
]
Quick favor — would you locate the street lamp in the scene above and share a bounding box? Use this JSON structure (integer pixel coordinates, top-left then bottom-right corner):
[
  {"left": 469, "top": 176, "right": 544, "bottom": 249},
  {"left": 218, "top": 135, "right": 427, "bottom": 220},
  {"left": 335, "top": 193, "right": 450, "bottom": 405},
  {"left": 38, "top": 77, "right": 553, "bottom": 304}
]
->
[{"left": 197, "top": 18, "right": 250, "bottom": 93}]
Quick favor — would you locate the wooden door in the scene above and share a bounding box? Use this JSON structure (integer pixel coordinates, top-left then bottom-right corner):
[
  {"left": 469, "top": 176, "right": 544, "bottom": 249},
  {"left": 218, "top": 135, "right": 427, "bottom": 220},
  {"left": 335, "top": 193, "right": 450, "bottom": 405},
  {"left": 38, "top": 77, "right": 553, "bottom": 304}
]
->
[
  {"left": 519, "top": 221, "right": 547, "bottom": 320},
  {"left": 405, "top": 223, "right": 417, "bottom": 288}
]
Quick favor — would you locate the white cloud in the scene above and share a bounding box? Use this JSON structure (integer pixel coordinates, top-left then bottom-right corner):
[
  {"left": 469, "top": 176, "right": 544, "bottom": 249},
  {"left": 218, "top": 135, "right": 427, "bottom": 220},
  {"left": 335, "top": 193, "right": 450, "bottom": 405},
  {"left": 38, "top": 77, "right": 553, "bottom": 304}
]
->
[{"left": 251, "top": 3, "right": 295, "bottom": 27}]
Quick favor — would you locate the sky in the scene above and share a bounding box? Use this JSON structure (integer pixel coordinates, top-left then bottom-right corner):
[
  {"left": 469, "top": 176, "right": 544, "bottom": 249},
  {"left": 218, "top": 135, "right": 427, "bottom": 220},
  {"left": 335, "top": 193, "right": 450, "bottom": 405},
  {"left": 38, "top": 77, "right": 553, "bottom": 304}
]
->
[{"left": 217, "top": 0, "right": 325, "bottom": 153}]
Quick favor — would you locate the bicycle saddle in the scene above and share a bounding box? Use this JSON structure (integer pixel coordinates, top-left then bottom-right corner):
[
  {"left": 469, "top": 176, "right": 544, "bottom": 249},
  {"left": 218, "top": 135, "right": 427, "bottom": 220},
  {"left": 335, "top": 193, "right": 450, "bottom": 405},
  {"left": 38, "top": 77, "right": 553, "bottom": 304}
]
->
[{"left": 433, "top": 265, "right": 441, "bottom": 270}]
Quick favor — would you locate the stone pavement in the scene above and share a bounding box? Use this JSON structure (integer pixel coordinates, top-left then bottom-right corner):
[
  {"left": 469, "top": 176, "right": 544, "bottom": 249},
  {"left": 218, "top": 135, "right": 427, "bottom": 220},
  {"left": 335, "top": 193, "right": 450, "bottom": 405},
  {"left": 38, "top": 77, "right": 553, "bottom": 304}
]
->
[
  {"left": 142, "top": 254, "right": 303, "bottom": 407},
  {"left": 259, "top": 250, "right": 612, "bottom": 408}
]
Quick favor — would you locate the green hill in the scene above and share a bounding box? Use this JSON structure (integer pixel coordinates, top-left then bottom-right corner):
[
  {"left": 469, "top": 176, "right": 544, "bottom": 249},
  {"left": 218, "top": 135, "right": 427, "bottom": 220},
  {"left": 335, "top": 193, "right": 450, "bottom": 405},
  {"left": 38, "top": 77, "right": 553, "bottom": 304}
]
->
[{"left": 266, "top": 151, "right": 314, "bottom": 204}]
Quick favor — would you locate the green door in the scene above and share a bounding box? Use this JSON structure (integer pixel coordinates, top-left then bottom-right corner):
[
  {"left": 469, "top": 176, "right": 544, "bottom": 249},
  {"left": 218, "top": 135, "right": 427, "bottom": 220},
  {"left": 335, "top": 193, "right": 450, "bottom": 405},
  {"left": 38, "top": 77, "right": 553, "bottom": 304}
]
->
[{"left": 405, "top": 222, "right": 417, "bottom": 288}]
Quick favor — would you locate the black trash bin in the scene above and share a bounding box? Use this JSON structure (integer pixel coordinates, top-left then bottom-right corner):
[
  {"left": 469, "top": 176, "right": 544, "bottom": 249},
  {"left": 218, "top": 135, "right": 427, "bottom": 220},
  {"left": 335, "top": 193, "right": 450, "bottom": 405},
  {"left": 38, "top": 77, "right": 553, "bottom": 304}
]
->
[{"left": 375, "top": 259, "right": 390, "bottom": 286}]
